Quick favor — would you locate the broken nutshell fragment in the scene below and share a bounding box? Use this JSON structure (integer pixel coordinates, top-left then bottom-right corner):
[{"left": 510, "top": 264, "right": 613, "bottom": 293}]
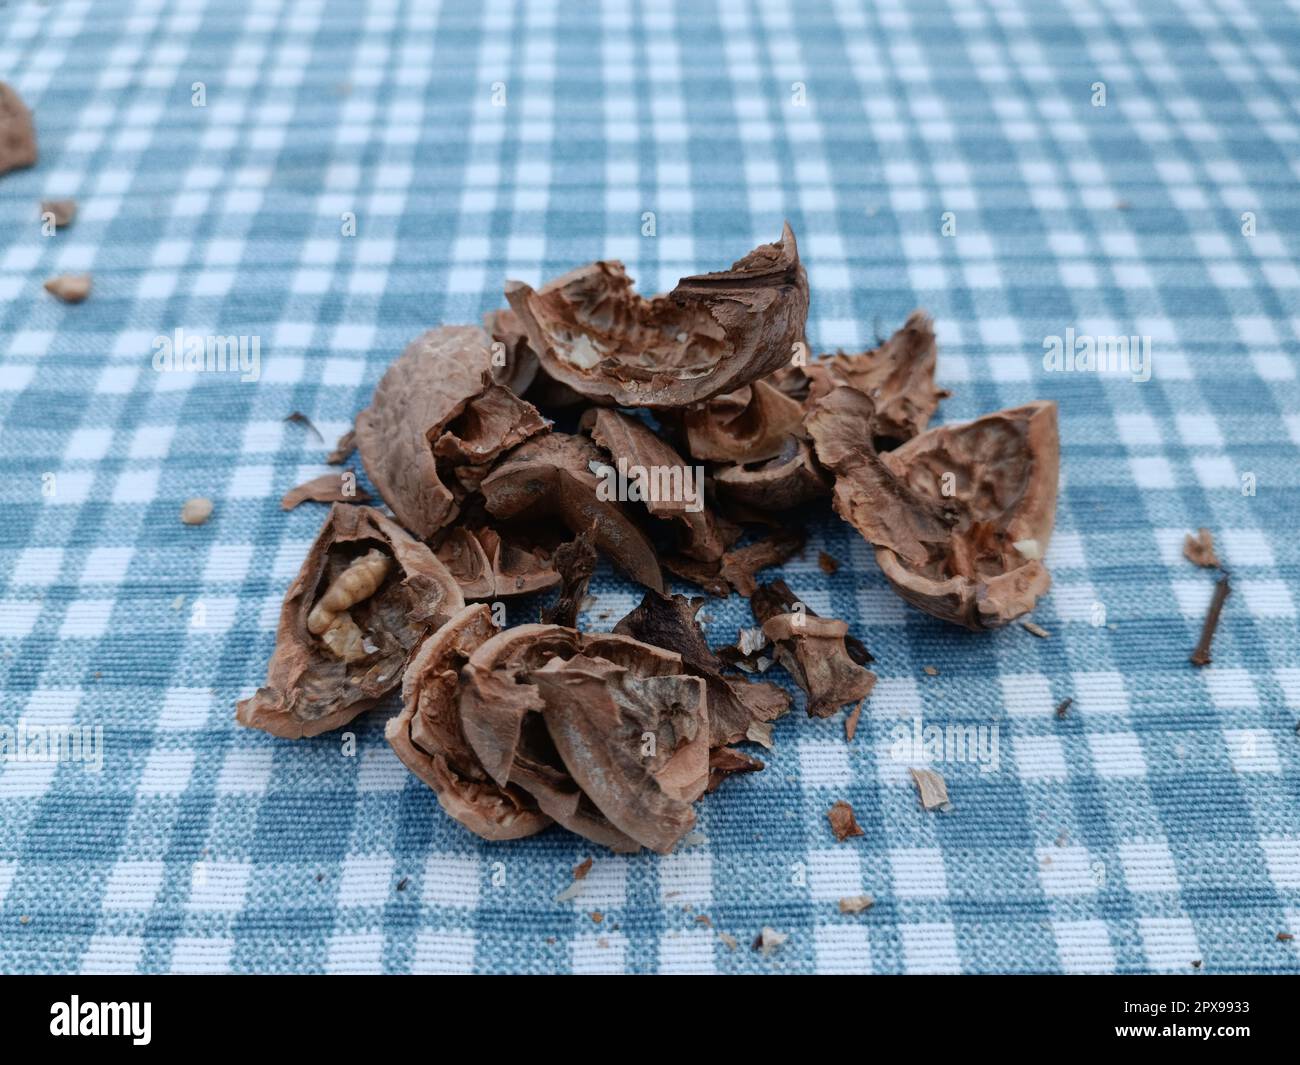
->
[
  {"left": 707, "top": 746, "right": 765, "bottom": 793},
  {"left": 41, "top": 198, "right": 76, "bottom": 228},
  {"left": 827, "top": 800, "right": 865, "bottom": 842},
  {"left": 587, "top": 408, "right": 726, "bottom": 562},
  {"left": 482, "top": 307, "right": 541, "bottom": 395},
  {"left": 807, "top": 387, "right": 1059, "bottom": 630},
  {"left": 355, "top": 326, "right": 549, "bottom": 539},
  {"left": 682, "top": 379, "right": 805, "bottom": 464},
  {"left": 281, "top": 473, "right": 370, "bottom": 510},
  {"left": 751, "top": 579, "right": 877, "bottom": 718},
  {"left": 613, "top": 591, "right": 790, "bottom": 748},
  {"left": 480, "top": 432, "right": 664, "bottom": 592},
  {"left": 712, "top": 435, "right": 830, "bottom": 513},
  {"left": 1183, "top": 528, "right": 1220, "bottom": 569},
  {"left": 505, "top": 223, "right": 809, "bottom": 410},
  {"left": 326, "top": 428, "right": 357, "bottom": 465},
  {"left": 910, "top": 767, "right": 950, "bottom": 811},
  {"left": 0, "top": 82, "right": 37, "bottom": 177},
  {"left": 386, "top": 604, "right": 550, "bottom": 841},
  {"left": 541, "top": 527, "right": 598, "bottom": 628},
  {"left": 662, "top": 527, "right": 805, "bottom": 600},
  {"left": 805, "top": 311, "right": 948, "bottom": 448},
  {"left": 456, "top": 624, "right": 711, "bottom": 853},
  {"left": 236, "top": 504, "right": 465, "bottom": 739},
  {"left": 719, "top": 528, "right": 806, "bottom": 598}
]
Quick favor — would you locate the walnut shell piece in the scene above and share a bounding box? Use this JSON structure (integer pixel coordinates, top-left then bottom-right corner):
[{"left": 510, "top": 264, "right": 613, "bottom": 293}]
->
[
  {"left": 587, "top": 408, "right": 725, "bottom": 563},
  {"left": 0, "top": 82, "right": 37, "bottom": 177},
  {"left": 386, "top": 604, "right": 551, "bottom": 841},
  {"left": 456, "top": 624, "right": 711, "bottom": 853},
  {"left": 235, "top": 503, "right": 465, "bottom": 739},
  {"left": 805, "top": 310, "right": 948, "bottom": 447},
  {"left": 504, "top": 223, "right": 809, "bottom": 409},
  {"left": 752, "top": 579, "right": 877, "bottom": 718},
  {"left": 479, "top": 432, "right": 664, "bottom": 592},
  {"left": 683, "top": 379, "right": 805, "bottom": 464},
  {"left": 41, "top": 199, "right": 77, "bottom": 227},
  {"left": 613, "top": 591, "right": 790, "bottom": 748},
  {"left": 808, "top": 388, "right": 1059, "bottom": 629},
  {"left": 882, "top": 402, "right": 1059, "bottom": 629},
  {"left": 712, "top": 436, "right": 830, "bottom": 512},
  {"left": 355, "top": 326, "right": 549, "bottom": 539}
]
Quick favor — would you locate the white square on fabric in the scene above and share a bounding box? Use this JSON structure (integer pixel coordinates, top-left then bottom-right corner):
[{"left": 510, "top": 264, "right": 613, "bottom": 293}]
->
[
  {"left": 889, "top": 848, "right": 949, "bottom": 899},
  {"left": 421, "top": 855, "right": 480, "bottom": 909},
  {"left": 1118, "top": 841, "right": 1181, "bottom": 892},
  {"left": 899, "top": 922, "right": 961, "bottom": 974}
]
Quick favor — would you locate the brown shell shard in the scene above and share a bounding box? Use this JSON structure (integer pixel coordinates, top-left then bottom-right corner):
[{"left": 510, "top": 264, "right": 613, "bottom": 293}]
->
[
  {"left": 683, "top": 379, "right": 805, "bottom": 463},
  {"left": 827, "top": 800, "right": 865, "bottom": 841},
  {"left": 44, "top": 274, "right": 92, "bottom": 303},
  {"left": 433, "top": 527, "right": 497, "bottom": 600},
  {"left": 542, "top": 528, "right": 598, "bottom": 628},
  {"left": 752, "top": 579, "right": 877, "bottom": 718},
  {"left": 326, "top": 428, "right": 357, "bottom": 465},
  {"left": 805, "top": 386, "right": 957, "bottom": 568},
  {"left": 707, "top": 746, "right": 765, "bottom": 793},
  {"left": 386, "top": 604, "right": 550, "bottom": 841},
  {"left": 236, "top": 504, "right": 465, "bottom": 738},
  {"left": 355, "top": 326, "right": 548, "bottom": 538},
  {"left": 41, "top": 198, "right": 76, "bottom": 227},
  {"left": 482, "top": 307, "right": 540, "bottom": 395},
  {"left": 713, "top": 436, "right": 830, "bottom": 512},
  {"left": 588, "top": 408, "right": 724, "bottom": 562},
  {"left": 808, "top": 388, "right": 1059, "bottom": 629},
  {"left": 505, "top": 224, "right": 809, "bottom": 410},
  {"left": 806, "top": 311, "right": 948, "bottom": 447},
  {"left": 612, "top": 591, "right": 790, "bottom": 748},
  {"left": 530, "top": 657, "right": 708, "bottom": 853},
  {"left": 281, "top": 473, "right": 371, "bottom": 510},
  {"left": 480, "top": 432, "right": 664, "bottom": 592},
  {"left": 719, "top": 528, "right": 806, "bottom": 598},
  {"left": 1184, "top": 528, "right": 1220, "bottom": 569},
  {"left": 0, "top": 83, "right": 37, "bottom": 177},
  {"left": 457, "top": 624, "right": 710, "bottom": 852}
]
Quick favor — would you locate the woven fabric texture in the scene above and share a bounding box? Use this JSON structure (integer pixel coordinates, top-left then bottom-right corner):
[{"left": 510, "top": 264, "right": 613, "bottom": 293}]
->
[{"left": 1, "top": 0, "right": 1298, "bottom": 974}]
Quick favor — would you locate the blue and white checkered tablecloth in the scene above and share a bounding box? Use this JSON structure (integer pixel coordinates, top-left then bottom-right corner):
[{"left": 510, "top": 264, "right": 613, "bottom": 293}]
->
[{"left": 1, "top": 0, "right": 1298, "bottom": 975}]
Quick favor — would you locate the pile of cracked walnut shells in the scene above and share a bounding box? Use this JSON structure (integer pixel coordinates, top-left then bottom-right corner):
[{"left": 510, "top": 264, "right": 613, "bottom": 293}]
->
[{"left": 237, "top": 224, "right": 1059, "bottom": 854}]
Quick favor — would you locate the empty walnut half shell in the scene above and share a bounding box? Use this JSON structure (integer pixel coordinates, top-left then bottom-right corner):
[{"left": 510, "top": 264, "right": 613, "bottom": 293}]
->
[
  {"left": 504, "top": 223, "right": 809, "bottom": 410},
  {"left": 805, "top": 310, "right": 948, "bottom": 448},
  {"left": 457, "top": 625, "right": 709, "bottom": 853},
  {"left": 355, "top": 326, "right": 549, "bottom": 539},
  {"left": 479, "top": 432, "right": 664, "bottom": 592},
  {"left": 387, "top": 604, "right": 551, "bottom": 841},
  {"left": 236, "top": 504, "right": 465, "bottom": 739},
  {"left": 807, "top": 387, "right": 1059, "bottom": 629}
]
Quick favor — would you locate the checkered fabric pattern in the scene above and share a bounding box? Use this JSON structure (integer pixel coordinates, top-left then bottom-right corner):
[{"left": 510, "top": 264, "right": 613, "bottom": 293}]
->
[{"left": 0, "top": 0, "right": 1298, "bottom": 976}]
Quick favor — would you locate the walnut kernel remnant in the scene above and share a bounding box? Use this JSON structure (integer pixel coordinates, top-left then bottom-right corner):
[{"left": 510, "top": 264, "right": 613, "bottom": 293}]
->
[
  {"left": 180, "top": 497, "right": 213, "bottom": 525},
  {"left": 44, "top": 273, "right": 92, "bottom": 303}
]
